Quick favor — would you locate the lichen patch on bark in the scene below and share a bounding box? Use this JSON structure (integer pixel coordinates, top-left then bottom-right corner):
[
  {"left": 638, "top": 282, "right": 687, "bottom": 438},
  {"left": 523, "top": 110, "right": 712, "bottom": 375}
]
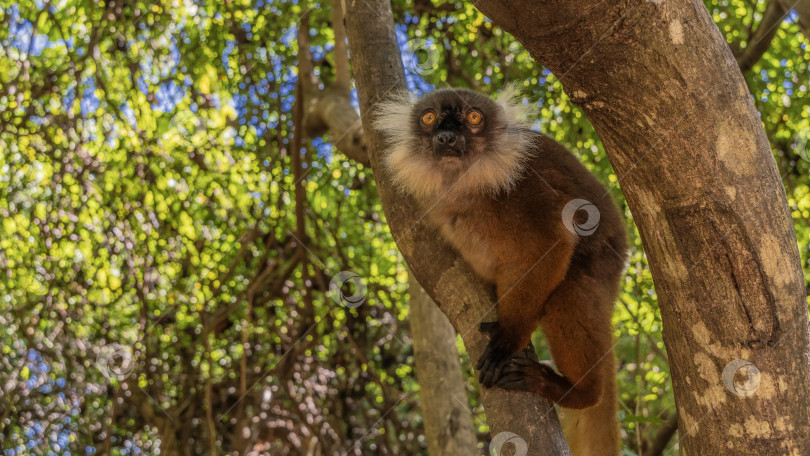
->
[
  {"left": 679, "top": 409, "right": 699, "bottom": 436},
  {"left": 758, "top": 233, "right": 792, "bottom": 288},
  {"left": 693, "top": 351, "right": 728, "bottom": 408},
  {"left": 669, "top": 19, "right": 684, "bottom": 44},
  {"left": 692, "top": 321, "right": 751, "bottom": 359},
  {"left": 716, "top": 125, "right": 757, "bottom": 176}
]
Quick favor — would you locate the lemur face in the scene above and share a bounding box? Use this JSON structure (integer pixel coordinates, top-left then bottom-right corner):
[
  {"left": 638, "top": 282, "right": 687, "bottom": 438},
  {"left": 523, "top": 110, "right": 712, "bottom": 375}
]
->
[
  {"left": 375, "top": 87, "right": 534, "bottom": 199},
  {"left": 411, "top": 89, "right": 504, "bottom": 163}
]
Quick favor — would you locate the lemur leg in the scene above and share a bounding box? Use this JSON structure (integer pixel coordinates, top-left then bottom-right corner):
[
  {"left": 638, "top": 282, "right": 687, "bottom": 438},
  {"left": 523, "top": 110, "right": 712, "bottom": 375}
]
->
[
  {"left": 476, "top": 239, "right": 573, "bottom": 387},
  {"left": 494, "top": 275, "right": 616, "bottom": 409}
]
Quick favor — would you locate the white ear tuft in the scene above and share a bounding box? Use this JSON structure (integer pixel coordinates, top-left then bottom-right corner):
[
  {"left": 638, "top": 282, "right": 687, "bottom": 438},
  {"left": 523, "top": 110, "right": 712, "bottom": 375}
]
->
[
  {"left": 373, "top": 89, "right": 415, "bottom": 144},
  {"left": 496, "top": 83, "right": 531, "bottom": 127}
]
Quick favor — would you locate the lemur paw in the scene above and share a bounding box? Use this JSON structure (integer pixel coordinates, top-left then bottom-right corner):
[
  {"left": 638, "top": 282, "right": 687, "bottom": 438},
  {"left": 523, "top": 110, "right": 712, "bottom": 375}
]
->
[
  {"left": 476, "top": 325, "right": 523, "bottom": 388},
  {"left": 495, "top": 357, "right": 555, "bottom": 392}
]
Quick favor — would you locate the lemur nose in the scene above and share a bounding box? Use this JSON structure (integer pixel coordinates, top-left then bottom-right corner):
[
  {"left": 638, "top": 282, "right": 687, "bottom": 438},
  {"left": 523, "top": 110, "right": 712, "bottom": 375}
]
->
[{"left": 437, "top": 131, "right": 457, "bottom": 145}]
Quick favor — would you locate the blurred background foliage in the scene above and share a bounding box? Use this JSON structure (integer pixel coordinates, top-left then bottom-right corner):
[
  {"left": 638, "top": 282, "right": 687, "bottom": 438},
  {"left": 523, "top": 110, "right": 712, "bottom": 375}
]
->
[{"left": 0, "top": 0, "right": 808, "bottom": 454}]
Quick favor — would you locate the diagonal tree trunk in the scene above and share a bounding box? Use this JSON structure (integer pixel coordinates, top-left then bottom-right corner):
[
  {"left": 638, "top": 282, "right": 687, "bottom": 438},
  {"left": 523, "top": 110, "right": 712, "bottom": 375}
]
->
[
  {"left": 344, "top": 0, "right": 571, "bottom": 454},
  {"left": 299, "top": 3, "right": 481, "bottom": 451},
  {"left": 472, "top": 0, "right": 810, "bottom": 454}
]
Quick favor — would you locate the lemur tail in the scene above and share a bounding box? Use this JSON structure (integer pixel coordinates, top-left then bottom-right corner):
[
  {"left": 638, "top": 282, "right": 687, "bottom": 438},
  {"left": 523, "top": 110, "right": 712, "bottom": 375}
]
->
[{"left": 560, "top": 349, "right": 620, "bottom": 456}]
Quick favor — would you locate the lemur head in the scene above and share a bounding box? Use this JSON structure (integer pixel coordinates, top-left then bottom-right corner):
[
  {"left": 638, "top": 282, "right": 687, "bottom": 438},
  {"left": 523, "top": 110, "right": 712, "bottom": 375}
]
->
[{"left": 374, "top": 87, "right": 535, "bottom": 200}]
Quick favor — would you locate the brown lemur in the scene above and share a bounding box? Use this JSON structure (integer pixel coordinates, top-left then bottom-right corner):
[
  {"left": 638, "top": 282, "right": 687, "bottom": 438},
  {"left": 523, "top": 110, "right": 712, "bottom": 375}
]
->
[{"left": 374, "top": 87, "right": 627, "bottom": 456}]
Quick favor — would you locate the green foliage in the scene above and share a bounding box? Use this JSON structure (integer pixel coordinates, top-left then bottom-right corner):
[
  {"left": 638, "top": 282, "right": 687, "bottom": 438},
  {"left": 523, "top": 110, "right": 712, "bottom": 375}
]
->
[{"left": 0, "top": 0, "right": 807, "bottom": 454}]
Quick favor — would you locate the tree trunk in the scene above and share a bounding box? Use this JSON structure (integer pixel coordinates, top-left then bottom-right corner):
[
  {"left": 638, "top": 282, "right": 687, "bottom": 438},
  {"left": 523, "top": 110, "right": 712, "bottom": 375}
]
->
[
  {"left": 344, "top": 0, "right": 571, "bottom": 454},
  {"left": 409, "top": 274, "right": 478, "bottom": 456},
  {"left": 302, "top": 4, "right": 476, "bottom": 452},
  {"left": 473, "top": 0, "right": 810, "bottom": 454}
]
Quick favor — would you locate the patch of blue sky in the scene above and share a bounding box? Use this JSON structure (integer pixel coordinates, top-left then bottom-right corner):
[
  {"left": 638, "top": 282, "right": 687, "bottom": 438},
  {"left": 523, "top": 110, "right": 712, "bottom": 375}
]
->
[
  {"left": 56, "top": 430, "right": 71, "bottom": 448},
  {"left": 25, "top": 372, "right": 39, "bottom": 388},
  {"left": 310, "top": 44, "right": 326, "bottom": 61},
  {"left": 7, "top": 14, "right": 49, "bottom": 57},
  {"left": 169, "top": 40, "right": 181, "bottom": 74},
  {"left": 222, "top": 39, "right": 236, "bottom": 68},
  {"left": 119, "top": 104, "right": 137, "bottom": 128},
  {"left": 280, "top": 26, "right": 296, "bottom": 47},
  {"left": 153, "top": 80, "right": 184, "bottom": 112},
  {"left": 279, "top": 87, "right": 295, "bottom": 112},
  {"left": 312, "top": 137, "right": 333, "bottom": 163},
  {"left": 136, "top": 75, "right": 150, "bottom": 95},
  {"left": 80, "top": 81, "right": 100, "bottom": 116},
  {"left": 760, "top": 70, "right": 769, "bottom": 83},
  {"left": 210, "top": 93, "right": 223, "bottom": 109},
  {"left": 350, "top": 88, "right": 359, "bottom": 109},
  {"left": 539, "top": 67, "right": 553, "bottom": 86},
  {"left": 249, "top": 87, "right": 263, "bottom": 106},
  {"left": 61, "top": 85, "right": 75, "bottom": 110}
]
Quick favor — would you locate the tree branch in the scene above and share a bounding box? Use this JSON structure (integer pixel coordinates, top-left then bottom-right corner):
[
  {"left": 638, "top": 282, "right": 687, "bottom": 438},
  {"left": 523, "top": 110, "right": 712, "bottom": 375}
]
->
[{"left": 734, "top": 0, "right": 789, "bottom": 72}]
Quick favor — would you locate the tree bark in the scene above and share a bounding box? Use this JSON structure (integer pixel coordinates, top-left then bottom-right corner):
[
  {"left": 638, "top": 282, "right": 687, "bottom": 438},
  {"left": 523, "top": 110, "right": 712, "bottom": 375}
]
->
[
  {"left": 409, "top": 274, "right": 478, "bottom": 456},
  {"left": 301, "top": 4, "right": 479, "bottom": 452},
  {"left": 344, "top": 0, "right": 571, "bottom": 454},
  {"left": 473, "top": 0, "right": 810, "bottom": 454}
]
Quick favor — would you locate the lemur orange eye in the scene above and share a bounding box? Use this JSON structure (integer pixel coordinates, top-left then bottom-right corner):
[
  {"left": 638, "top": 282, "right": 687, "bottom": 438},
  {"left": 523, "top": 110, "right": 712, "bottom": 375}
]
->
[
  {"left": 421, "top": 111, "right": 437, "bottom": 126},
  {"left": 466, "top": 110, "right": 483, "bottom": 125}
]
